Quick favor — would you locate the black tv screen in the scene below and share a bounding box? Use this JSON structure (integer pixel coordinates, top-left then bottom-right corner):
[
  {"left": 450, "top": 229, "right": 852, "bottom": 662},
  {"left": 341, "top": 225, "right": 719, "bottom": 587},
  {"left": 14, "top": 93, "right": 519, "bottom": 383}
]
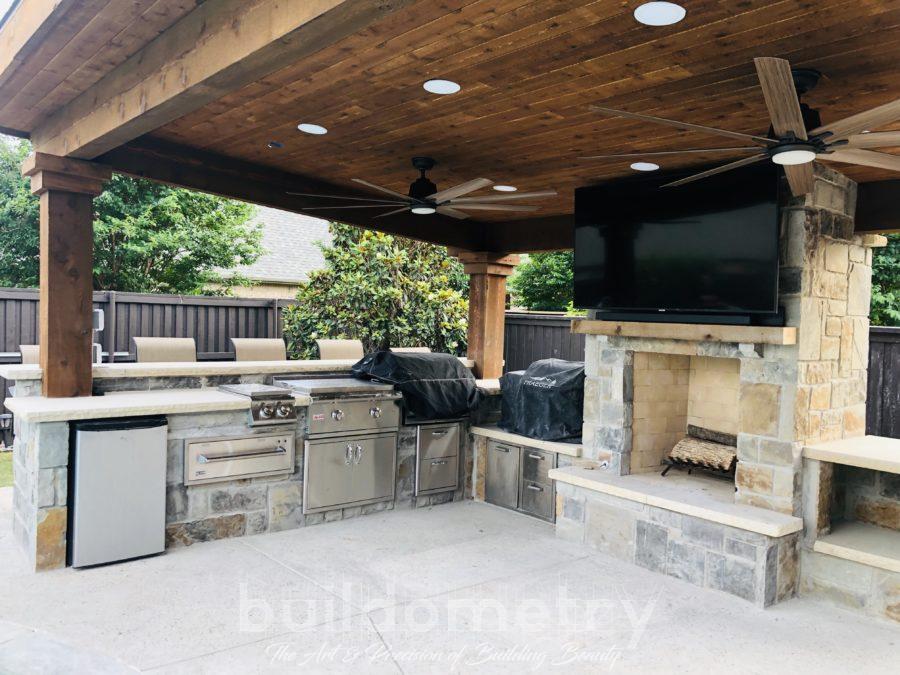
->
[{"left": 574, "top": 164, "right": 780, "bottom": 317}]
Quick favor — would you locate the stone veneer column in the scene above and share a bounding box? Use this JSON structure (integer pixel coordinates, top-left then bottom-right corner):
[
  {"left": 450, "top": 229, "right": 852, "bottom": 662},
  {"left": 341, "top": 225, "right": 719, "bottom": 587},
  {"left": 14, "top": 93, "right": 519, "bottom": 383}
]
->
[
  {"left": 734, "top": 165, "right": 885, "bottom": 514},
  {"left": 582, "top": 337, "right": 634, "bottom": 473}
]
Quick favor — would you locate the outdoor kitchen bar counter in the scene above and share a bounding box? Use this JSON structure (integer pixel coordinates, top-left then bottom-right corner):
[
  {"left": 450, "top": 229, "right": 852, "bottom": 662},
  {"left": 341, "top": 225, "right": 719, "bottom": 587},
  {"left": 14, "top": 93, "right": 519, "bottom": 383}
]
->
[{"left": 3, "top": 357, "right": 498, "bottom": 572}]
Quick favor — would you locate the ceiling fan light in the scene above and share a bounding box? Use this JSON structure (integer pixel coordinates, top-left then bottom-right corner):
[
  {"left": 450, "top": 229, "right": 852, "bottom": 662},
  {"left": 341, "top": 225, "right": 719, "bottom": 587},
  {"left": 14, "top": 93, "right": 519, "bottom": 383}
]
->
[
  {"left": 423, "top": 79, "right": 460, "bottom": 95},
  {"left": 772, "top": 148, "right": 816, "bottom": 165},
  {"left": 634, "top": 2, "right": 686, "bottom": 26},
  {"left": 297, "top": 123, "right": 328, "bottom": 135},
  {"left": 630, "top": 162, "right": 660, "bottom": 171},
  {"left": 411, "top": 206, "right": 437, "bottom": 215},
  {"left": 493, "top": 185, "right": 517, "bottom": 192}
]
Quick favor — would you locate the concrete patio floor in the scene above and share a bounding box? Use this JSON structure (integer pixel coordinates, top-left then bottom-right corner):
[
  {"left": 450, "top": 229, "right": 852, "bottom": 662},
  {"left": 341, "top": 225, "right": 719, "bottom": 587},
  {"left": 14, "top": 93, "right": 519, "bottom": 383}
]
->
[{"left": 0, "top": 488, "right": 897, "bottom": 674}]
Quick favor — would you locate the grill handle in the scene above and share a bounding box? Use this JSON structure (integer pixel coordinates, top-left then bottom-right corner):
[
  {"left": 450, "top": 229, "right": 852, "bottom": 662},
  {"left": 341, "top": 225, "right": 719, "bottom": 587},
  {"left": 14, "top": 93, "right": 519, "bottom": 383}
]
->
[{"left": 198, "top": 446, "right": 287, "bottom": 463}]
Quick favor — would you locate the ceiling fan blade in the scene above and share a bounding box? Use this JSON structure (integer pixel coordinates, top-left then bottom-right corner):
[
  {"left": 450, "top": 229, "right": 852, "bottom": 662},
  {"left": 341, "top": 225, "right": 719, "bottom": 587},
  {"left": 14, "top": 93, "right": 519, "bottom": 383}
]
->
[
  {"left": 448, "top": 204, "right": 539, "bottom": 212},
  {"left": 351, "top": 178, "right": 410, "bottom": 201},
  {"left": 286, "top": 192, "right": 406, "bottom": 204},
  {"left": 754, "top": 57, "right": 807, "bottom": 140},
  {"left": 812, "top": 97, "right": 900, "bottom": 142},
  {"left": 450, "top": 190, "right": 557, "bottom": 203},
  {"left": 374, "top": 206, "right": 412, "bottom": 219},
  {"left": 845, "top": 131, "right": 900, "bottom": 149},
  {"left": 429, "top": 177, "right": 494, "bottom": 203},
  {"left": 661, "top": 154, "right": 768, "bottom": 189},
  {"left": 579, "top": 147, "right": 760, "bottom": 159},
  {"left": 589, "top": 105, "right": 775, "bottom": 146},
  {"left": 784, "top": 164, "right": 815, "bottom": 197},
  {"left": 436, "top": 206, "right": 470, "bottom": 220},
  {"left": 819, "top": 148, "right": 900, "bottom": 172}
]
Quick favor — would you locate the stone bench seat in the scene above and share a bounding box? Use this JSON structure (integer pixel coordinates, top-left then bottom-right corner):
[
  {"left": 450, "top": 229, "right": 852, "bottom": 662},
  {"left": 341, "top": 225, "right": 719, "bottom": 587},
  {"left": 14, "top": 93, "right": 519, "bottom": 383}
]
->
[{"left": 803, "top": 435, "right": 900, "bottom": 474}]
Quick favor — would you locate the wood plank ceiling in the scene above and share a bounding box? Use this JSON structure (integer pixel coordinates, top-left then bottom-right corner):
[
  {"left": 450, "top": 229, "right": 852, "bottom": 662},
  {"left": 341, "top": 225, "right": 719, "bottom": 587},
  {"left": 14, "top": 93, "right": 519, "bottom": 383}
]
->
[
  {"left": 2, "top": 0, "right": 899, "bottom": 226},
  {"left": 146, "top": 0, "right": 900, "bottom": 221}
]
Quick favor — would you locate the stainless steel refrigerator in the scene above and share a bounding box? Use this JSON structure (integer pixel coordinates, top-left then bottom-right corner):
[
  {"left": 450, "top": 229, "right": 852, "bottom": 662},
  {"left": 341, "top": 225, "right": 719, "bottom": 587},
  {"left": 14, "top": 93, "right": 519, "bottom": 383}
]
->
[{"left": 70, "top": 416, "right": 168, "bottom": 567}]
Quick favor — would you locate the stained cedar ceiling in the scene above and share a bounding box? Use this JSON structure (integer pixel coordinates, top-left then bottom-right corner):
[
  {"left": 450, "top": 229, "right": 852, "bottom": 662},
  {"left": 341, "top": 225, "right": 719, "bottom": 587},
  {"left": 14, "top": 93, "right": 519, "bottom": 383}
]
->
[
  {"left": 3, "top": 0, "right": 900, "bottom": 224},
  {"left": 0, "top": 1, "right": 201, "bottom": 132},
  {"left": 147, "top": 0, "right": 900, "bottom": 221}
]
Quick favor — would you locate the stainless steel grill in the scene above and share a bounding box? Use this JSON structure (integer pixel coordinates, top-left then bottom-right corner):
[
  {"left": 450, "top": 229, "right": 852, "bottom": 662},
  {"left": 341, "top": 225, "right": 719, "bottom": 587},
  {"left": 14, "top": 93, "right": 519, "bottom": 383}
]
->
[
  {"left": 217, "top": 383, "right": 297, "bottom": 427},
  {"left": 274, "top": 378, "right": 401, "bottom": 514}
]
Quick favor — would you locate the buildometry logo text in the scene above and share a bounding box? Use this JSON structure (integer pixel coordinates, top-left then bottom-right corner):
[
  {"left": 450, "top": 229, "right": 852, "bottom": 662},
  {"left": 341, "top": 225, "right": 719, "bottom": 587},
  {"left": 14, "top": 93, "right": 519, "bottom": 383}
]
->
[
  {"left": 524, "top": 375, "right": 558, "bottom": 389},
  {"left": 240, "top": 580, "right": 659, "bottom": 670}
]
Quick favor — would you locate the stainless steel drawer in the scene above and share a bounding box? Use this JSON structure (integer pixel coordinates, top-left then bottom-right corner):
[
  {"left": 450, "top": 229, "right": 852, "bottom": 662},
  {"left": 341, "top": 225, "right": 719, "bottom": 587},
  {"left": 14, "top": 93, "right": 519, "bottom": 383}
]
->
[
  {"left": 307, "top": 398, "right": 400, "bottom": 436},
  {"left": 485, "top": 440, "right": 520, "bottom": 510},
  {"left": 521, "top": 447, "right": 554, "bottom": 485},
  {"left": 417, "top": 423, "right": 460, "bottom": 461},
  {"left": 185, "top": 433, "right": 295, "bottom": 486},
  {"left": 417, "top": 455, "right": 458, "bottom": 495},
  {"left": 303, "top": 432, "right": 396, "bottom": 513},
  {"left": 519, "top": 479, "right": 554, "bottom": 521}
]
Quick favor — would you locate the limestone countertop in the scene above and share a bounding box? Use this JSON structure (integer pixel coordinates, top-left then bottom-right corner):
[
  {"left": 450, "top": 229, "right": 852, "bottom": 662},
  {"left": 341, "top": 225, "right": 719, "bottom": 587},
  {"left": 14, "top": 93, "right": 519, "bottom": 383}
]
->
[
  {"left": 0, "top": 357, "right": 476, "bottom": 381},
  {"left": 4, "top": 389, "right": 312, "bottom": 423},
  {"left": 803, "top": 435, "right": 900, "bottom": 474},
  {"left": 470, "top": 425, "right": 582, "bottom": 457},
  {"left": 475, "top": 379, "right": 501, "bottom": 395},
  {"left": 549, "top": 466, "right": 802, "bottom": 538}
]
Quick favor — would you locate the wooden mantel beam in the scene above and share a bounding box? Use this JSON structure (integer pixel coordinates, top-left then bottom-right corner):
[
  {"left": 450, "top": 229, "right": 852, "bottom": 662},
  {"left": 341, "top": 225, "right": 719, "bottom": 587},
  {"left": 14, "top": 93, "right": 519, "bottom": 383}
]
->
[
  {"left": 99, "top": 137, "right": 486, "bottom": 250},
  {"left": 30, "top": 0, "right": 415, "bottom": 159}
]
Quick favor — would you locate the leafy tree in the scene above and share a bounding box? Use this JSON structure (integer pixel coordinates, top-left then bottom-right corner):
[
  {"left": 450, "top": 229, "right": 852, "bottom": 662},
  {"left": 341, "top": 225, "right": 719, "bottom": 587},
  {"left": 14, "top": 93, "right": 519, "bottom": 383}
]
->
[
  {"left": 282, "top": 224, "right": 468, "bottom": 358},
  {"left": 509, "top": 251, "right": 574, "bottom": 311},
  {"left": 871, "top": 234, "right": 900, "bottom": 326},
  {"left": 0, "top": 137, "right": 262, "bottom": 293}
]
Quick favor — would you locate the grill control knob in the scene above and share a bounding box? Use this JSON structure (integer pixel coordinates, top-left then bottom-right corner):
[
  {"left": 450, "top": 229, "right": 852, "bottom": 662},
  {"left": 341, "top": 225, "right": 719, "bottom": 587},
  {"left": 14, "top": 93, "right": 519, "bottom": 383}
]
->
[
  {"left": 276, "top": 403, "right": 293, "bottom": 418},
  {"left": 259, "top": 403, "right": 275, "bottom": 419},
  {"left": 369, "top": 406, "right": 382, "bottom": 419},
  {"left": 332, "top": 409, "right": 345, "bottom": 421}
]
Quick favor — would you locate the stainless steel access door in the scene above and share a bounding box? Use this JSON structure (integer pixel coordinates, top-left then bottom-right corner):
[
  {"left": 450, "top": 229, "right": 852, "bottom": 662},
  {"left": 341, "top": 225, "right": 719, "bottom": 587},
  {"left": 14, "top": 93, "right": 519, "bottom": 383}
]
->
[
  {"left": 485, "top": 440, "right": 520, "bottom": 510},
  {"left": 303, "top": 431, "right": 396, "bottom": 513}
]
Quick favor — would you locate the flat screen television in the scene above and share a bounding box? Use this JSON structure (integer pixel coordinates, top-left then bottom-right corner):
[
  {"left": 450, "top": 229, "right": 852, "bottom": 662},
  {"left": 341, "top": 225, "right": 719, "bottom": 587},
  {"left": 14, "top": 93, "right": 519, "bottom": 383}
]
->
[{"left": 574, "top": 163, "right": 781, "bottom": 323}]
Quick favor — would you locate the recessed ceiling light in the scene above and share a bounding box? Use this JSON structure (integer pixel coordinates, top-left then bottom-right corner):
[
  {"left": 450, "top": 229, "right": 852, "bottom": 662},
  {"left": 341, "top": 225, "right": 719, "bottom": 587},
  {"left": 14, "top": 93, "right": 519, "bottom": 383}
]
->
[
  {"left": 411, "top": 206, "right": 437, "bottom": 215},
  {"left": 267, "top": 141, "right": 283, "bottom": 149},
  {"left": 634, "top": 2, "right": 686, "bottom": 26},
  {"left": 860, "top": 129, "right": 872, "bottom": 134},
  {"left": 493, "top": 185, "right": 517, "bottom": 192},
  {"left": 423, "top": 79, "right": 461, "bottom": 95},
  {"left": 297, "top": 123, "right": 328, "bottom": 135},
  {"left": 630, "top": 162, "right": 660, "bottom": 171}
]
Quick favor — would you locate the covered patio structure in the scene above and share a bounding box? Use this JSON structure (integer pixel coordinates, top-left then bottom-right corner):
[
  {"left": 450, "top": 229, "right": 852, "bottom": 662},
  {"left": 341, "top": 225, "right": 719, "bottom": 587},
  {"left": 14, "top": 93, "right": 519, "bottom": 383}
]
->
[
  {"left": 2, "top": 0, "right": 900, "bottom": 656},
  {"left": 1, "top": 0, "right": 898, "bottom": 394}
]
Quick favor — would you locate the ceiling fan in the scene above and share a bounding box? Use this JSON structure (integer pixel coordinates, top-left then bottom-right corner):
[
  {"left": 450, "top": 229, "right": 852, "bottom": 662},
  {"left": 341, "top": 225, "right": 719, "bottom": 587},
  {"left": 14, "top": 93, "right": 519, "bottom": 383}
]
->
[
  {"left": 580, "top": 57, "right": 900, "bottom": 196},
  {"left": 287, "top": 157, "right": 557, "bottom": 219}
]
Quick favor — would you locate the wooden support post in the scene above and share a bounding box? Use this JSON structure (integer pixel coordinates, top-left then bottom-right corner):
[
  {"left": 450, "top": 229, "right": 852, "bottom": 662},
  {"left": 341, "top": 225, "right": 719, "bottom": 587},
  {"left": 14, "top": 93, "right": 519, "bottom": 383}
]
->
[
  {"left": 453, "top": 251, "right": 519, "bottom": 379},
  {"left": 22, "top": 153, "right": 111, "bottom": 397}
]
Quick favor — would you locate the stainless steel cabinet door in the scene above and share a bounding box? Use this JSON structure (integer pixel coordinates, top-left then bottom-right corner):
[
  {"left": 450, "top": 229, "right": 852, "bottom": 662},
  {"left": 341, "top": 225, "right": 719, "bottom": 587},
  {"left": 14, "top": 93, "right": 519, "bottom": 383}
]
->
[
  {"left": 418, "top": 455, "right": 459, "bottom": 494},
  {"left": 417, "top": 424, "right": 460, "bottom": 461},
  {"left": 521, "top": 447, "right": 554, "bottom": 485},
  {"left": 519, "top": 479, "right": 554, "bottom": 521},
  {"left": 304, "top": 432, "right": 396, "bottom": 513},
  {"left": 485, "top": 440, "right": 520, "bottom": 509}
]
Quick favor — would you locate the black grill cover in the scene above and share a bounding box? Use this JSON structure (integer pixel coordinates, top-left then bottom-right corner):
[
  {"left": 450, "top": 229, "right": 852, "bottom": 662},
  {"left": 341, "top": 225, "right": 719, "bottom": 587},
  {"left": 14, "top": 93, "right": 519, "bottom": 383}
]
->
[
  {"left": 352, "top": 351, "right": 481, "bottom": 420},
  {"left": 499, "top": 358, "right": 584, "bottom": 441}
]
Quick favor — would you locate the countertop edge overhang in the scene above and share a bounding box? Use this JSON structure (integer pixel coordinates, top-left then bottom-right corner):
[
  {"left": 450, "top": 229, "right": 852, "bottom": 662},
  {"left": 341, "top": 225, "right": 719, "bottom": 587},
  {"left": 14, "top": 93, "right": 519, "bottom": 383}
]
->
[{"left": 0, "top": 357, "right": 477, "bottom": 382}]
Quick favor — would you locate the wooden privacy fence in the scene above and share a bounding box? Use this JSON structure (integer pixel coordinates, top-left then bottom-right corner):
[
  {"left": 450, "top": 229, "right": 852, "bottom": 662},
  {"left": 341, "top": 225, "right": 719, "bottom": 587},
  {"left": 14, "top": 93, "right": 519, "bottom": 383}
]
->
[{"left": 503, "top": 312, "right": 900, "bottom": 439}]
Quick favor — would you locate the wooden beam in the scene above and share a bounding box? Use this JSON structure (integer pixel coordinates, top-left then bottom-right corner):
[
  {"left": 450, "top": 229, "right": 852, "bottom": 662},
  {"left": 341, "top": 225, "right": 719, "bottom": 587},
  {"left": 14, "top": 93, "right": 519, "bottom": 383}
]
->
[
  {"left": 571, "top": 319, "right": 798, "bottom": 346},
  {"left": 484, "top": 214, "right": 574, "bottom": 253},
  {"left": 22, "top": 153, "right": 111, "bottom": 397},
  {"left": 31, "top": 0, "right": 416, "bottom": 158},
  {"left": 99, "top": 138, "right": 486, "bottom": 250},
  {"left": 0, "top": 0, "right": 81, "bottom": 91},
  {"left": 458, "top": 253, "right": 519, "bottom": 379},
  {"left": 855, "top": 180, "right": 900, "bottom": 234}
]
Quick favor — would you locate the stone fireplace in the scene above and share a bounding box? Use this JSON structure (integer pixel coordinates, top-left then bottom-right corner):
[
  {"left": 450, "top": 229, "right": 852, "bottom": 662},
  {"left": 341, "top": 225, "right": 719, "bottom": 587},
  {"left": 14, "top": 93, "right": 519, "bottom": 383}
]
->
[{"left": 553, "top": 165, "right": 890, "bottom": 609}]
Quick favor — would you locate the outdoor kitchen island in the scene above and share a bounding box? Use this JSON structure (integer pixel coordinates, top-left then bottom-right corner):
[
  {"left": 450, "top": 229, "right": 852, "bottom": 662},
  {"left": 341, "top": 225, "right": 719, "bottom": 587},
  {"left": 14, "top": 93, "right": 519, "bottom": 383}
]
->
[{"left": 1, "top": 359, "right": 500, "bottom": 572}]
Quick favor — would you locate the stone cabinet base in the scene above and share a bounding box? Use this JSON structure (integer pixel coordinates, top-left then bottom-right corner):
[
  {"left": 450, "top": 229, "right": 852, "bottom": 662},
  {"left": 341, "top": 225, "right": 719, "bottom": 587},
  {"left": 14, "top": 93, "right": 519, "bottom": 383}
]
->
[
  {"left": 800, "top": 549, "right": 900, "bottom": 621},
  {"left": 555, "top": 480, "right": 801, "bottom": 607}
]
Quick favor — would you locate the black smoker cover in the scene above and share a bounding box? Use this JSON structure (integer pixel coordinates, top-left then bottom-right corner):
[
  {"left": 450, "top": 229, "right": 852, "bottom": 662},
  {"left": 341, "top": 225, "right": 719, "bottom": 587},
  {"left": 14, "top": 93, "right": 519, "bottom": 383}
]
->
[
  {"left": 500, "top": 358, "right": 585, "bottom": 441},
  {"left": 352, "top": 351, "right": 481, "bottom": 420},
  {"left": 499, "top": 370, "right": 526, "bottom": 432}
]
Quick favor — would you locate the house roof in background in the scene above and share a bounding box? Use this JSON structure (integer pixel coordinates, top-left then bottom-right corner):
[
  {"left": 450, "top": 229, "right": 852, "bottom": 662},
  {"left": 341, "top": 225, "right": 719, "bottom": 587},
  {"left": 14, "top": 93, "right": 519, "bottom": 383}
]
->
[{"left": 229, "top": 206, "right": 331, "bottom": 285}]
